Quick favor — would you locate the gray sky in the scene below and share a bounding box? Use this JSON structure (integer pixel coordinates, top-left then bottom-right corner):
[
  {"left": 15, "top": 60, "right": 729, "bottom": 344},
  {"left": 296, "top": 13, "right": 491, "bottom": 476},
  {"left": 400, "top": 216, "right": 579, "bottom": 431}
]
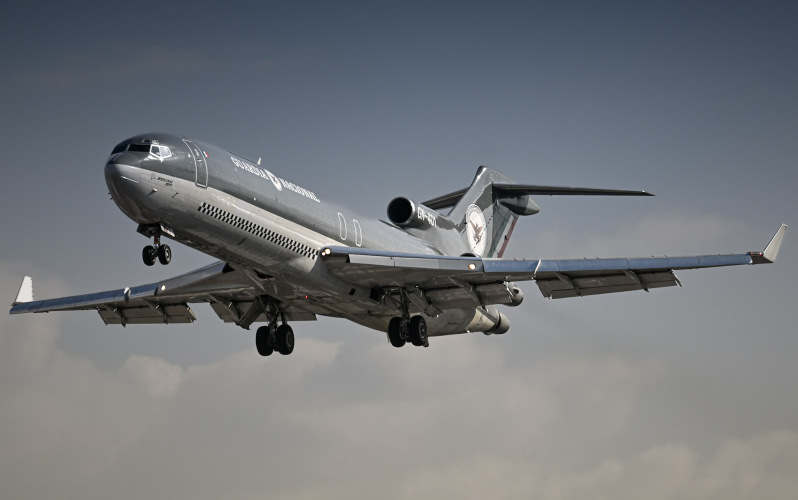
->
[{"left": 1, "top": 1, "right": 797, "bottom": 498}]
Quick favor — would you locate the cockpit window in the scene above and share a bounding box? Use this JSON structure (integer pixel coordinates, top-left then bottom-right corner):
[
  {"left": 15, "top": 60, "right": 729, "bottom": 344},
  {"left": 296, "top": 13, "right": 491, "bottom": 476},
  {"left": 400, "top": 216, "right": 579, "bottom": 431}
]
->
[
  {"left": 151, "top": 145, "right": 172, "bottom": 159},
  {"left": 109, "top": 141, "right": 172, "bottom": 159}
]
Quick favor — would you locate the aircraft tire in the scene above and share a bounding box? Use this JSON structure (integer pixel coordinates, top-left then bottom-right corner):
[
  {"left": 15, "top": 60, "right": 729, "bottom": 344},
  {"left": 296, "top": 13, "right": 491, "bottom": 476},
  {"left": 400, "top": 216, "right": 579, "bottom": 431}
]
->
[
  {"left": 387, "top": 317, "right": 406, "bottom": 347},
  {"left": 276, "top": 324, "right": 295, "bottom": 355},
  {"left": 142, "top": 245, "right": 157, "bottom": 266},
  {"left": 157, "top": 244, "right": 172, "bottom": 265},
  {"left": 256, "top": 325, "right": 274, "bottom": 356},
  {"left": 409, "top": 316, "right": 428, "bottom": 346}
]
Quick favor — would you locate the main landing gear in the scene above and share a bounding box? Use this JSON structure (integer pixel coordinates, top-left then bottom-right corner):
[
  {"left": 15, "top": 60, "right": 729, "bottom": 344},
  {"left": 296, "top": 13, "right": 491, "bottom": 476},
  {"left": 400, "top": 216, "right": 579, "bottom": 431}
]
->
[
  {"left": 387, "top": 289, "right": 429, "bottom": 348},
  {"left": 142, "top": 233, "right": 171, "bottom": 266},
  {"left": 255, "top": 297, "right": 294, "bottom": 356},
  {"left": 256, "top": 321, "right": 295, "bottom": 356},
  {"left": 387, "top": 315, "right": 428, "bottom": 348}
]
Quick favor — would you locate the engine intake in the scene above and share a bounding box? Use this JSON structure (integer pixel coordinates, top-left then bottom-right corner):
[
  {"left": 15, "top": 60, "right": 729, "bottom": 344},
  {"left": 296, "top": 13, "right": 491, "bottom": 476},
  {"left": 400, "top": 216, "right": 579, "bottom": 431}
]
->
[{"left": 387, "top": 197, "right": 439, "bottom": 229}]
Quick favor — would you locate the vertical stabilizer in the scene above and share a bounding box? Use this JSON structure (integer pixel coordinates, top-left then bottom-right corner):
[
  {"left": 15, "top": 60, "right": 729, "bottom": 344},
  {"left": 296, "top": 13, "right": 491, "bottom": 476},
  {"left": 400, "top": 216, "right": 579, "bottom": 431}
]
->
[{"left": 447, "top": 167, "right": 526, "bottom": 258}]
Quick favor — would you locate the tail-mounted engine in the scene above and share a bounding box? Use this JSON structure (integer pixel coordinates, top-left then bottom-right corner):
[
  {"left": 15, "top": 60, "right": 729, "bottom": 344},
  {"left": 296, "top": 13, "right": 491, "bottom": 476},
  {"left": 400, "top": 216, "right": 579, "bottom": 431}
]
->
[
  {"left": 387, "top": 197, "right": 442, "bottom": 230},
  {"left": 387, "top": 197, "right": 466, "bottom": 254}
]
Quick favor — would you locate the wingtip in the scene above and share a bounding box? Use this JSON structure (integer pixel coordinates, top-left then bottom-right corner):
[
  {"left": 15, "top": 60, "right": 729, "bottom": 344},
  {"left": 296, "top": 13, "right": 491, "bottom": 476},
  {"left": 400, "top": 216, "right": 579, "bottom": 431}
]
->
[
  {"left": 750, "top": 224, "right": 787, "bottom": 264},
  {"left": 13, "top": 276, "right": 34, "bottom": 305}
]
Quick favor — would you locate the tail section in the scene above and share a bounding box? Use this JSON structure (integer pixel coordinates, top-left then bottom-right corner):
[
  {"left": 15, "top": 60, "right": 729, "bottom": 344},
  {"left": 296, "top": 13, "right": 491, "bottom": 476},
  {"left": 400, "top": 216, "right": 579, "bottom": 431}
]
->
[
  {"left": 422, "top": 166, "right": 653, "bottom": 258},
  {"left": 447, "top": 167, "right": 526, "bottom": 257},
  {"left": 420, "top": 167, "right": 534, "bottom": 258}
]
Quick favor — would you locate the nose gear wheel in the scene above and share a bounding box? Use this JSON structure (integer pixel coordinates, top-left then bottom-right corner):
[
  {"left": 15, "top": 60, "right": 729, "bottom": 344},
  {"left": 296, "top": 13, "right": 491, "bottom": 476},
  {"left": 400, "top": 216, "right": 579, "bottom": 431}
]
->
[{"left": 140, "top": 228, "right": 171, "bottom": 266}]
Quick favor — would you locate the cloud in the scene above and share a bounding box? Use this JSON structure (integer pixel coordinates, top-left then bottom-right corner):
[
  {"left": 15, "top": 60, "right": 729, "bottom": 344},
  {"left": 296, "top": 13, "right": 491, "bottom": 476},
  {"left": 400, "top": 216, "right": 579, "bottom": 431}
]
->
[
  {"left": 121, "top": 355, "right": 185, "bottom": 399},
  {"left": 2, "top": 258, "right": 796, "bottom": 499},
  {"left": 400, "top": 432, "right": 798, "bottom": 500}
]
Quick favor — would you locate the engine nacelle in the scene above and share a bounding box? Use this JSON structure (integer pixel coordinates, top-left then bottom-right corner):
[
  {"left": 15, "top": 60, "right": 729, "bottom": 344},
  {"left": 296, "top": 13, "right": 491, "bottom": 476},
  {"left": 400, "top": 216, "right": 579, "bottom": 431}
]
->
[
  {"left": 387, "top": 197, "right": 441, "bottom": 229},
  {"left": 477, "top": 306, "right": 511, "bottom": 335},
  {"left": 417, "top": 306, "right": 511, "bottom": 336},
  {"left": 484, "top": 307, "right": 511, "bottom": 335}
]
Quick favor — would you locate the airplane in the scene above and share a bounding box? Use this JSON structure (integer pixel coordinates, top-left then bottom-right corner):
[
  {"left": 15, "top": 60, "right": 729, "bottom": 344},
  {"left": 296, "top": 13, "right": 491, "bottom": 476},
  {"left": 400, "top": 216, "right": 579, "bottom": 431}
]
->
[{"left": 10, "top": 133, "right": 787, "bottom": 356}]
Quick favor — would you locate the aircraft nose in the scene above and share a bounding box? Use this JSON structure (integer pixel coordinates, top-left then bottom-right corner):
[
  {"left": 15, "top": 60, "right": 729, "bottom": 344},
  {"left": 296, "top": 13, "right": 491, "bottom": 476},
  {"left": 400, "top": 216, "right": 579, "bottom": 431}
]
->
[
  {"left": 105, "top": 155, "right": 139, "bottom": 189},
  {"left": 107, "top": 151, "right": 141, "bottom": 168},
  {"left": 105, "top": 155, "right": 148, "bottom": 221}
]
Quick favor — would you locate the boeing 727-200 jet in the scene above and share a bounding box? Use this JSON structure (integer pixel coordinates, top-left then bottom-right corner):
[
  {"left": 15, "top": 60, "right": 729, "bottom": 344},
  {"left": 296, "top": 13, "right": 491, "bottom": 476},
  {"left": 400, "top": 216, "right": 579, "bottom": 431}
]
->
[{"left": 10, "top": 133, "right": 787, "bottom": 356}]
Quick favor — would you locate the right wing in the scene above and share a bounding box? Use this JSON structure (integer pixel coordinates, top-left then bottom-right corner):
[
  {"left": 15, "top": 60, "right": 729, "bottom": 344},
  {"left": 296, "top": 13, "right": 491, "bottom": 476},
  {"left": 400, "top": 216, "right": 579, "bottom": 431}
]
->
[{"left": 321, "top": 224, "right": 786, "bottom": 309}]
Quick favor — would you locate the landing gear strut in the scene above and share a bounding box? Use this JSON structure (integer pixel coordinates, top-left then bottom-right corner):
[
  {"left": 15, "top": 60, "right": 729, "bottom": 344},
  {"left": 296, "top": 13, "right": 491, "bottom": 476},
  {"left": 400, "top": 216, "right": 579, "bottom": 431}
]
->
[{"left": 387, "top": 289, "right": 428, "bottom": 348}]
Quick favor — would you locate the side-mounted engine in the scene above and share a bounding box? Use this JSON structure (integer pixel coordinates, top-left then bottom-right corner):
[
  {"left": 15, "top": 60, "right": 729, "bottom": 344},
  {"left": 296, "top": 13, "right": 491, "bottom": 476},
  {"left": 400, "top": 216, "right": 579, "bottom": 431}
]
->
[
  {"left": 386, "top": 197, "right": 465, "bottom": 254},
  {"left": 387, "top": 197, "right": 443, "bottom": 230}
]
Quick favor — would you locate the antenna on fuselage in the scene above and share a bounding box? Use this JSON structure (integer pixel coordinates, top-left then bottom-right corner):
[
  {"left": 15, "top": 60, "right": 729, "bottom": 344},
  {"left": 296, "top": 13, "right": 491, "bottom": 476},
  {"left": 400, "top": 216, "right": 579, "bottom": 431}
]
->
[{"left": 257, "top": 158, "right": 262, "bottom": 165}]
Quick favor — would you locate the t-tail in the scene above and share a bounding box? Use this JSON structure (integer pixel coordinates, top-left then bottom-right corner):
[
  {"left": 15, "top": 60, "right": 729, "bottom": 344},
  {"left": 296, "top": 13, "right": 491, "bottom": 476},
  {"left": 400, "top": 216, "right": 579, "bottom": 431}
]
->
[{"left": 388, "top": 166, "right": 654, "bottom": 257}]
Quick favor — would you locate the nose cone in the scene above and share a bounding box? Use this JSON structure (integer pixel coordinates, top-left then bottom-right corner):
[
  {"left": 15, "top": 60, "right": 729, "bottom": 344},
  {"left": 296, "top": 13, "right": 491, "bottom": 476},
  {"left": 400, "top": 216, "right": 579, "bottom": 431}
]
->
[
  {"left": 105, "top": 155, "right": 140, "bottom": 194},
  {"left": 108, "top": 151, "right": 141, "bottom": 168},
  {"left": 105, "top": 156, "right": 149, "bottom": 223}
]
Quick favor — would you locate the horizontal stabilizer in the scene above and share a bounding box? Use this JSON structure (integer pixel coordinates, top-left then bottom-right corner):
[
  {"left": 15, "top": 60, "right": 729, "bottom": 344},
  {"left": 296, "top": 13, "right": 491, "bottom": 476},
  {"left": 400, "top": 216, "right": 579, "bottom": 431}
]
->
[
  {"left": 492, "top": 183, "right": 653, "bottom": 197},
  {"left": 423, "top": 181, "right": 653, "bottom": 210}
]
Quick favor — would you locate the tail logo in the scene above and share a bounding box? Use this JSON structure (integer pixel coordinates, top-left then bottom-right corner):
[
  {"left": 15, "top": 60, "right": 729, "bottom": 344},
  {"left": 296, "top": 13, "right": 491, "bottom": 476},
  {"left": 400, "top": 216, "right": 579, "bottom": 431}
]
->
[{"left": 466, "top": 204, "right": 487, "bottom": 256}]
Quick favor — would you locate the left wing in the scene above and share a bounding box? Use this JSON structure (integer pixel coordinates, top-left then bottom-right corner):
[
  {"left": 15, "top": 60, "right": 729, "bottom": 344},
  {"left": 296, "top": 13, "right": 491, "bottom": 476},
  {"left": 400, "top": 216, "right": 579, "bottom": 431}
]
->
[
  {"left": 321, "top": 224, "right": 786, "bottom": 308},
  {"left": 10, "top": 261, "right": 321, "bottom": 327}
]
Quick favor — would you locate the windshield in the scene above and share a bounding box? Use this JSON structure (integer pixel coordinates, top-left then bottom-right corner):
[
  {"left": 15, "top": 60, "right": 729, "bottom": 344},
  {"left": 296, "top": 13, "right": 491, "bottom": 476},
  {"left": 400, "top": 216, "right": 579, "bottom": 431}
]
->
[{"left": 110, "top": 142, "right": 172, "bottom": 160}]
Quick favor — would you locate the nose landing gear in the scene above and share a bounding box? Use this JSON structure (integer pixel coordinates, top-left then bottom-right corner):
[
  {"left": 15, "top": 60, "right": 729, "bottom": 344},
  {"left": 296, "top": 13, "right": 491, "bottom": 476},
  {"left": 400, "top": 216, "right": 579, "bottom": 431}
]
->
[
  {"left": 142, "top": 233, "right": 172, "bottom": 266},
  {"left": 138, "top": 224, "right": 172, "bottom": 266}
]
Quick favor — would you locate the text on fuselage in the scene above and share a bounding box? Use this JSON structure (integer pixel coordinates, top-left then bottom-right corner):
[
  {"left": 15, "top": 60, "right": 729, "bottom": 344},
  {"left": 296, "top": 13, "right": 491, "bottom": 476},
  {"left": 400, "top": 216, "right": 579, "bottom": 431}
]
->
[
  {"left": 229, "top": 156, "right": 320, "bottom": 202},
  {"left": 417, "top": 206, "right": 437, "bottom": 227}
]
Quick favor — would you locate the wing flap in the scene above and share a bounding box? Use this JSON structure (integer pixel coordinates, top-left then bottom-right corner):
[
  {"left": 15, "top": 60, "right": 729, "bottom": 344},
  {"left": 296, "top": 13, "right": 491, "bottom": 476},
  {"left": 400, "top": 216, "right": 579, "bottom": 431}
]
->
[
  {"left": 536, "top": 270, "right": 679, "bottom": 299},
  {"left": 99, "top": 303, "right": 196, "bottom": 325}
]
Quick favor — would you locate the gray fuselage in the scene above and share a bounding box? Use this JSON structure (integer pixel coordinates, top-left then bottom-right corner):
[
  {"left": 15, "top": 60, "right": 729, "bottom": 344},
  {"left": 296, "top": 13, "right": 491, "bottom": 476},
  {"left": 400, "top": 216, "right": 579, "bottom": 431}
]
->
[{"left": 104, "top": 133, "right": 498, "bottom": 335}]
